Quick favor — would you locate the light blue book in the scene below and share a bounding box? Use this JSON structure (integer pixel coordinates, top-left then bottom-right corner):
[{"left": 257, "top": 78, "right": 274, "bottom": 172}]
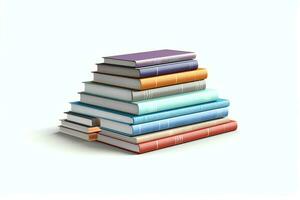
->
[
  {"left": 100, "top": 107, "right": 229, "bottom": 135},
  {"left": 133, "top": 98, "right": 229, "bottom": 124},
  {"left": 79, "top": 89, "right": 218, "bottom": 115},
  {"left": 70, "top": 98, "right": 230, "bottom": 125}
]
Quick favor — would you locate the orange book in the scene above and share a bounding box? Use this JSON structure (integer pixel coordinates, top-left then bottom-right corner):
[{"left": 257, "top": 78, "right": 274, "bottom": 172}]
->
[
  {"left": 140, "top": 68, "right": 207, "bottom": 90},
  {"left": 93, "top": 68, "right": 207, "bottom": 90}
]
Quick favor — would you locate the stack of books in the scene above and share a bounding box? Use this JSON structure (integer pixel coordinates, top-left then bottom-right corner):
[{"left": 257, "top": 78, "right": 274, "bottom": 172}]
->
[
  {"left": 59, "top": 49, "right": 238, "bottom": 153},
  {"left": 59, "top": 112, "right": 100, "bottom": 141}
]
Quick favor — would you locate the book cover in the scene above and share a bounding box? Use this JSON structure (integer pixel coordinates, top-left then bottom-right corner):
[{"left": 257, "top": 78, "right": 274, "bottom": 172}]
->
[
  {"left": 93, "top": 68, "right": 207, "bottom": 90},
  {"left": 100, "top": 107, "right": 229, "bottom": 135},
  {"left": 103, "top": 49, "right": 196, "bottom": 67},
  {"left": 97, "top": 60, "right": 198, "bottom": 78},
  {"left": 70, "top": 99, "right": 230, "bottom": 125},
  {"left": 97, "top": 120, "right": 238, "bottom": 153},
  {"left": 84, "top": 80, "right": 206, "bottom": 102},
  {"left": 80, "top": 89, "right": 218, "bottom": 115}
]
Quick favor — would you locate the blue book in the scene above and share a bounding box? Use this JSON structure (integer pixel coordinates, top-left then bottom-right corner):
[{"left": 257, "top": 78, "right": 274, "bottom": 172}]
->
[
  {"left": 97, "top": 60, "right": 198, "bottom": 78},
  {"left": 70, "top": 98, "right": 230, "bottom": 125},
  {"left": 100, "top": 107, "right": 229, "bottom": 136}
]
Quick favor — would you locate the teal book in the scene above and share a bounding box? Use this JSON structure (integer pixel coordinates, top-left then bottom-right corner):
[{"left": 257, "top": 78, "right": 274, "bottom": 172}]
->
[
  {"left": 80, "top": 89, "right": 219, "bottom": 115},
  {"left": 70, "top": 98, "right": 230, "bottom": 124}
]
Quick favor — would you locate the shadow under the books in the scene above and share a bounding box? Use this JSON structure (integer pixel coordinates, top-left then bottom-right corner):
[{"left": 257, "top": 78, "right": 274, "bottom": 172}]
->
[
  {"left": 33, "top": 127, "right": 240, "bottom": 155},
  {"left": 33, "top": 127, "right": 134, "bottom": 155}
]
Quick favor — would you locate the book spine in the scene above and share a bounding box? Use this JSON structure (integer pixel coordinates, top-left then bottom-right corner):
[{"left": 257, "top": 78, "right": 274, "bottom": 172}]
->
[
  {"left": 132, "top": 80, "right": 206, "bottom": 101},
  {"left": 132, "top": 107, "right": 229, "bottom": 135},
  {"left": 139, "top": 68, "right": 207, "bottom": 90},
  {"left": 88, "top": 133, "right": 98, "bottom": 141},
  {"left": 139, "top": 60, "right": 198, "bottom": 78},
  {"left": 137, "top": 89, "right": 218, "bottom": 115},
  {"left": 135, "top": 53, "right": 196, "bottom": 67},
  {"left": 138, "top": 121, "right": 238, "bottom": 153},
  {"left": 133, "top": 99, "right": 230, "bottom": 124}
]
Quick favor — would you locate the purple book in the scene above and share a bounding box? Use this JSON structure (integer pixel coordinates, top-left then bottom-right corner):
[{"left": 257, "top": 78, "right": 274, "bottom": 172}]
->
[{"left": 103, "top": 49, "right": 196, "bottom": 67}]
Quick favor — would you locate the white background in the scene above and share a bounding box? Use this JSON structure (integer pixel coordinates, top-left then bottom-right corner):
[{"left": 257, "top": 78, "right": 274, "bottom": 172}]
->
[{"left": 0, "top": 0, "right": 299, "bottom": 199}]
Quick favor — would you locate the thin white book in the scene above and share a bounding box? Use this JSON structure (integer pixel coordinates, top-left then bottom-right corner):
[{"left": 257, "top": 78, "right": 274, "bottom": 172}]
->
[
  {"left": 58, "top": 126, "right": 98, "bottom": 141},
  {"left": 65, "top": 111, "right": 100, "bottom": 126}
]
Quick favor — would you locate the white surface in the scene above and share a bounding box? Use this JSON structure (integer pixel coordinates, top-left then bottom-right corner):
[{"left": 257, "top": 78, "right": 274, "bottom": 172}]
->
[{"left": 0, "top": 0, "right": 299, "bottom": 199}]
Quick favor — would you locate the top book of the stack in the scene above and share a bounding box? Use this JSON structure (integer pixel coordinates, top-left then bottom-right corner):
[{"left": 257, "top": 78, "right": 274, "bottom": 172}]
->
[{"left": 102, "top": 49, "right": 196, "bottom": 67}]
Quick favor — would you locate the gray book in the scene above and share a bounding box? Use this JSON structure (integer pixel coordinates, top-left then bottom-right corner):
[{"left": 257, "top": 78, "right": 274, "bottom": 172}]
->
[{"left": 84, "top": 80, "right": 206, "bottom": 102}]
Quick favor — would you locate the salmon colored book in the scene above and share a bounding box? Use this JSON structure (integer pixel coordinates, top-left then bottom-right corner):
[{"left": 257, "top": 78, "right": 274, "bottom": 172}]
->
[
  {"left": 100, "top": 118, "right": 232, "bottom": 144},
  {"left": 93, "top": 68, "right": 207, "bottom": 90},
  {"left": 97, "top": 120, "right": 238, "bottom": 154}
]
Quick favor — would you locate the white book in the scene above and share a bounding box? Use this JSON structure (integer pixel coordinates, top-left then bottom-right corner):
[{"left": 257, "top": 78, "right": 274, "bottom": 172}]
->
[
  {"left": 65, "top": 111, "right": 100, "bottom": 126},
  {"left": 58, "top": 126, "right": 98, "bottom": 141}
]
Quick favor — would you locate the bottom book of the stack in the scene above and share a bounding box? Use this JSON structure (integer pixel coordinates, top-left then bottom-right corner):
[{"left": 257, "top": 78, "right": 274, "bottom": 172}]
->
[
  {"left": 97, "top": 118, "right": 237, "bottom": 153},
  {"left": 59, "top": 119, "right": 100, "bottom": 141}
]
